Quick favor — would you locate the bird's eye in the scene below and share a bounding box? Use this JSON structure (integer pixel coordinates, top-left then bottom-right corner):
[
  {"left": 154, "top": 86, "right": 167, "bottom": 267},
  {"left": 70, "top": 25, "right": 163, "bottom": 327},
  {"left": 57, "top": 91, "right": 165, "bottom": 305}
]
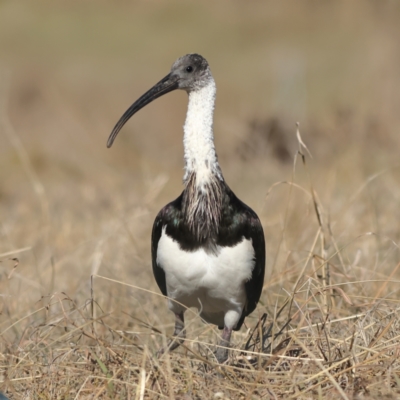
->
[{"left": 186, "top": 66, "right": 193, "bottom": 73}]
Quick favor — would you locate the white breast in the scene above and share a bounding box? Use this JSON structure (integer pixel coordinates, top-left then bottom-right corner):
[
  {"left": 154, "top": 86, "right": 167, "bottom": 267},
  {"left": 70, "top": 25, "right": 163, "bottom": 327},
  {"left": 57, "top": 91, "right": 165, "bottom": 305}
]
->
[{"left": 156, "top": 226, "right": 256, "bottom": 329}]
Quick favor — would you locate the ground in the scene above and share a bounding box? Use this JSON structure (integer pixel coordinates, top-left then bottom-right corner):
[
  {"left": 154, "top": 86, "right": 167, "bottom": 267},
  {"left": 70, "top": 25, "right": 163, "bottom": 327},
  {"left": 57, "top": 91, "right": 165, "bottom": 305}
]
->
[{"left": 1, "top": 1, "right": 400, "bottom": 398}]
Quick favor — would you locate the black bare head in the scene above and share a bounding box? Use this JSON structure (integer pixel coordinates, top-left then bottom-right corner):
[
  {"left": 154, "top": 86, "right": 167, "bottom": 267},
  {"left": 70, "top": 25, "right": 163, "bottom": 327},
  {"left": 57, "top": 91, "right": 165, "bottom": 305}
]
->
[
  {"left": 107, "top": 53, "right": 212, "bottom": 148},
  {"left": 170, "top": 53, "right": 211, "bottom": 92}
]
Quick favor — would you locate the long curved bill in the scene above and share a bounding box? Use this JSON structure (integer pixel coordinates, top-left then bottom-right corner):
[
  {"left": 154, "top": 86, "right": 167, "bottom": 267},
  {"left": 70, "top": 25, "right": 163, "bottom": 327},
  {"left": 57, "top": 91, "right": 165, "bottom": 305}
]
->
[{"left": 107, "top": 73, "right": 180, "bottom": 148}]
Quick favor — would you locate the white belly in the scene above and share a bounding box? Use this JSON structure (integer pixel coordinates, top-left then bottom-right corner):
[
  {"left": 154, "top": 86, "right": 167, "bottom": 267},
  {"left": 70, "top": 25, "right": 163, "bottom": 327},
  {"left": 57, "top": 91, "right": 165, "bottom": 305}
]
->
[{"left": 156, "top": 226, "right": 255, "bottom": 329}]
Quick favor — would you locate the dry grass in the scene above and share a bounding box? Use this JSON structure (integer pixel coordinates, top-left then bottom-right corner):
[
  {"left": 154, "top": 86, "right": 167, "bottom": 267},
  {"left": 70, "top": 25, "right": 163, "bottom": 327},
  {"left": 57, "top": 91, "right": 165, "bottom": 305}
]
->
[{"left": 2, "top": 1, "right": 400, "bottom": 398}]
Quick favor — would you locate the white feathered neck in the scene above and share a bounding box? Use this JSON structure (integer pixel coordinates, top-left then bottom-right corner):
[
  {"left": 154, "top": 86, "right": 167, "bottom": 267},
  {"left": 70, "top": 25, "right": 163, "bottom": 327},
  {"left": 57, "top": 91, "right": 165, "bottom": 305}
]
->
[{"left": 183, "top": 78, "right": 223, "bottom": 187}]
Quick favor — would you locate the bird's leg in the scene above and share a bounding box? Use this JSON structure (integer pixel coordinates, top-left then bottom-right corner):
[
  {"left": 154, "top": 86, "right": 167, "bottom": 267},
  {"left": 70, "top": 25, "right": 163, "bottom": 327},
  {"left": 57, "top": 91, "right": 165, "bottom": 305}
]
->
[
  {"left": 157, "top": 311, "right": 186, "bottom": 357},
  {"left": 169, "top": 311, "right": 186, "bottom": 350},
  {"left": 215, "top": 325, "right": 232, "bottom": 363}
]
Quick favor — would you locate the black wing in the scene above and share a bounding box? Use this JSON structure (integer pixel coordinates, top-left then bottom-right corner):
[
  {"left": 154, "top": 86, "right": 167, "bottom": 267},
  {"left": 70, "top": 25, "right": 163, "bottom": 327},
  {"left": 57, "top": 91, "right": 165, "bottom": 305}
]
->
[
  {"left": 151, "top": 194, "right": 184, "bottom": 296},
  {"left": 151, "top": 212, "right": 167, "bottom": 296},
  {"left": 243, "top": 208, "right": 266, "bottom": 316},
  {"left": 218, "top": 189, "right": 266, "bottom": 330}
]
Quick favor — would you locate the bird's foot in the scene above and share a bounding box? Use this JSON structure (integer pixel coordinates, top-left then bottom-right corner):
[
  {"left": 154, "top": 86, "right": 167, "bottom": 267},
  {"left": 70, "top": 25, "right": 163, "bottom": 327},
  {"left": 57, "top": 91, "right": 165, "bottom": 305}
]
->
[
  {"left": 214, "top": 346, "right": 229, "bottom": 364},
  {"left": 157, "top": 330, "right": 186, "bottom": 357}
]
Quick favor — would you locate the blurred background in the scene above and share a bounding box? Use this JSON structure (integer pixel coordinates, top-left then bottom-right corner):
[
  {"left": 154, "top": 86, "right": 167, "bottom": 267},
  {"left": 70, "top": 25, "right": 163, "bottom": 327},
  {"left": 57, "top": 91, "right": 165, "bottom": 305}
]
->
[{"left": 1, "top": 0, "right": 400, "bottom": 347}]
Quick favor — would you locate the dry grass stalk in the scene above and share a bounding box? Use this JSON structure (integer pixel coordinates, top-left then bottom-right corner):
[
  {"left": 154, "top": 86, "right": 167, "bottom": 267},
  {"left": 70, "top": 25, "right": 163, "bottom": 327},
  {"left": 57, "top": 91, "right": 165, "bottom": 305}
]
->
[{"left": 2, "top": 4, "right": 400, "bottom": 396}]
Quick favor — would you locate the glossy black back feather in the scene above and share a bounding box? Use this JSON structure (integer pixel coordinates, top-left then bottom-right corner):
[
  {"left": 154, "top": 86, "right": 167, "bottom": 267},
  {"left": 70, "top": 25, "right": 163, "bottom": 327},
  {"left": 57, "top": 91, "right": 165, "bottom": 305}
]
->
[{"left": 151, "top": 183, "right": 266, "bottom": 330}]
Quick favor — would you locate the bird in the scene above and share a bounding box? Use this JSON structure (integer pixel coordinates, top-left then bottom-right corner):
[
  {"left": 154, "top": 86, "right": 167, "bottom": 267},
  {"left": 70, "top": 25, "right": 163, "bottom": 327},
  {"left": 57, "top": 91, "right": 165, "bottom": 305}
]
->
[{"left": 107, "top": 54, "right": 265, "bottom": 363}]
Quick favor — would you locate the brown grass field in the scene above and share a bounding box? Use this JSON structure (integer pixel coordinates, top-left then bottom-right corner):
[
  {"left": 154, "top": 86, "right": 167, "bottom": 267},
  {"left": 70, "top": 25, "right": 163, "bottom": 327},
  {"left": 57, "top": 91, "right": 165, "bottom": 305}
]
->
[{"left": 1, "top": 1, "right": 400, "bottom": 398}]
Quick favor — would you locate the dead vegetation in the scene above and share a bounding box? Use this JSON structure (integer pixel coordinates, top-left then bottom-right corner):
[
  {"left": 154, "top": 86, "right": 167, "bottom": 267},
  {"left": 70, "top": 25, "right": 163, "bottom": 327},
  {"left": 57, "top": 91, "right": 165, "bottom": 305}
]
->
[
  {"left": 2, "top": 122, "right": 400, "bottom": 398},
  {"left": 2, "top": 258, "right": 400, "bottom": 399},
  {"left": 1, "top": 1, "right": 400, "bottom": 398}
]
